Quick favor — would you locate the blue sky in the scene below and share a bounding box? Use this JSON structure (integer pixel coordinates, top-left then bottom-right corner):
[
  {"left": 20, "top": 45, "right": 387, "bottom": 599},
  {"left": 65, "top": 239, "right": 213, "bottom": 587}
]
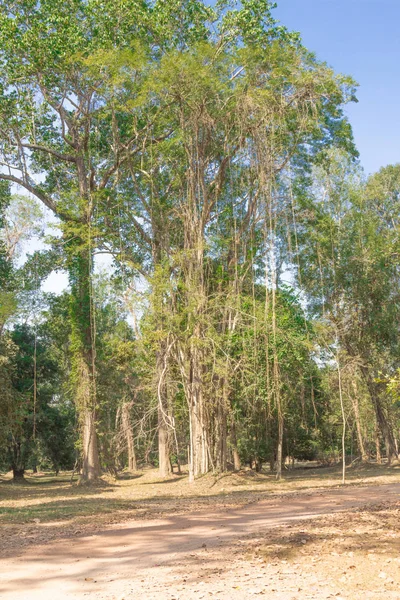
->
[{"left": 273, "top": 0, "right": 400, "bottom": 175}]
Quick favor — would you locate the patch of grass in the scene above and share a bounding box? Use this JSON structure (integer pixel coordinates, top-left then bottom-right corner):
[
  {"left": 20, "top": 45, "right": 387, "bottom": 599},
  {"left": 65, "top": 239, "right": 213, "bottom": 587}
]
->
[{"left": 0, "top": 495, "right": 143, "bottom": 524}]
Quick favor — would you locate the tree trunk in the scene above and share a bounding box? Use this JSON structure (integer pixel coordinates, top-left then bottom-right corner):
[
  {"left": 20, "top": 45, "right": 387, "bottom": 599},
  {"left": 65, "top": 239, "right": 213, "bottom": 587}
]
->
[
  {"left": 269, "top": 453, "right": 275, "bottom": 472},
  {"left": 122, "top": 402, "right": 137, "bottom": 471},
  {"left": 82, "top": 408, "right": 100, "bottom": 481},
  {"left": 360, "top": 366, "right": 397, "bottom": 464},
  {"left": 230, "top": 420, "right": 241, "bottom": 471},
  {"left": 215, "top": 399, "right": 227, "bottom": 472},
  {"left": 12, "top": 468, "right": 25, "bottom": 482},
  {"left": 276, "top": 415, "right": 283, "bottom": 480},
  {"left": 189, "top": 393, "right": 208, "bottom": 479},
  {"left": 375, "top": 426, "right": 382, "bottom": 464},
  {"left": 158, "top": 405, "right": 171, "bottom": 478},
  {"left": 9, "top": 440, "right": 26, "bottom": 482},
  {"left": 68, "top": 242, "right": 101, "bottom": 482},
  {"left": 181, "top": 206, "right": 211, "bottom": 482},
  {"left": 188, "top": 343, "right": 209, "bottom": 481},
  {"left": 157, "top": 347, "right": 171, "bottom": 478},
  {"left": 350, "top": 382, "right": 368, "bottom": 462}
]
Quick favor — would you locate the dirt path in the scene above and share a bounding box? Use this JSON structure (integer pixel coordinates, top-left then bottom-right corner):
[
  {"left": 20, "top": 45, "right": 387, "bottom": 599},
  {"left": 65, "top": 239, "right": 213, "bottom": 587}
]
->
[{"left": 1, "top": 482, "right": 400, "bottom": 600}]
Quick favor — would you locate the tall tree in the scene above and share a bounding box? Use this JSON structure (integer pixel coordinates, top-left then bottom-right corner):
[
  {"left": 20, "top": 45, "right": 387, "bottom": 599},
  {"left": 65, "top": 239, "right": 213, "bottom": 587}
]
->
[
  {"left": 0, "top": 0, "right": 218, "bottom": 479},
  {"left": 293, "top": 155, "right": 400, "bottom": 463},
  {"left": 0, "top": 1, "right": 359, "bottom": 481}
]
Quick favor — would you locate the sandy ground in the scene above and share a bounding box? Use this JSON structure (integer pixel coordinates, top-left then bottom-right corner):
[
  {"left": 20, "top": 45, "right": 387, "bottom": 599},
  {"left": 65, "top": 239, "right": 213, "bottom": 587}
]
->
[{"left": 1, "top": 481, "right": 400, "bottom": 600}]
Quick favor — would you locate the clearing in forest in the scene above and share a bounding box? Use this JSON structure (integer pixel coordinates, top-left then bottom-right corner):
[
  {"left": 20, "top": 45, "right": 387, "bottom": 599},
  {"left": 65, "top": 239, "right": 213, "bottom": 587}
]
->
[{"left": 1, "top": 463, "right": 400, "bottom": 599}]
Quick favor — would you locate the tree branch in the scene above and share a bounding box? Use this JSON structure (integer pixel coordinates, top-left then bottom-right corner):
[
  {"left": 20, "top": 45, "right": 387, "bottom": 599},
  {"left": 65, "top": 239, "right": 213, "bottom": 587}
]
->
[
  {"left": 18, "top": 143, "right": 77, "bottom": 164},
  {"left": 0, "top": 173, "right": 81, "bottom": 222}
]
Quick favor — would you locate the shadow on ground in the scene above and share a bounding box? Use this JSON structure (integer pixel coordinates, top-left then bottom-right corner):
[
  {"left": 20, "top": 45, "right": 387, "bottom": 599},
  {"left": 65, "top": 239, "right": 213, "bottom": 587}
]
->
[{"left": 1, "top": 462, "right": 400, "bottom": 561}]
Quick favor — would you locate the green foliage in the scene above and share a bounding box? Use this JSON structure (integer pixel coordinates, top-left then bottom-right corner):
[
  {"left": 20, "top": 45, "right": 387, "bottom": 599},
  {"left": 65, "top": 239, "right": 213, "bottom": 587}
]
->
[
  {"left": 0, "top": 183, "right": 16, "bottom": 328},
  {"left": 0, "top": 0, "right": 382, "bottom": 478}
]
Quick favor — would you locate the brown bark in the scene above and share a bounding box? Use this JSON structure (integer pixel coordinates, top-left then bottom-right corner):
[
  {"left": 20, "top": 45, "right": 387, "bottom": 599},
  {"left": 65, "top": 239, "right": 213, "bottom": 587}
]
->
[
  {"left": 184, "top": 233, "right": 209, "bottom": 481},
  {"left": 12, "top": 469, "right": 25, "bottom": 482},
  {"left": 157, "top": 347, "right": 172, "bottom": 478},
  {"left": 230, "top": 420, "right": 241, "bottom": 471},
  {"left": 82, "top": 409, "right": 100, "bottom": 481},
  {"left": 276, "top": 415, "right": 283, "bottom": 480},
  {"left": 158, "top": 406, "right": 171, "bottom": 478},
  {"left": 77, "top": 345, "right": 100, "bottom": 482},
  {"left": 189, "top": 385, "right": 208, "bottom": 480},
  {"left": 350, "top": 382, "right": 368, "bottom": 462},
  {"left": 375, "top": 426, "right": 382, "bottom": 464},
  {"left": 69, "top": 241, "right": 101, "bottom": 483},
  {"left": 360, "top": 366, "right": 397, "bottom": 464},
  {"left": 122, "top": 402, "right": 137, "bottom": 472},
  {"left": 187, "top": 348, "right": 208, "bottom": 480},
  {"left": 269, "top": 454, "right": 275, "bottom": 472},
  {"left": 215, "top": 398, "right": 227, "bottom": 472}
]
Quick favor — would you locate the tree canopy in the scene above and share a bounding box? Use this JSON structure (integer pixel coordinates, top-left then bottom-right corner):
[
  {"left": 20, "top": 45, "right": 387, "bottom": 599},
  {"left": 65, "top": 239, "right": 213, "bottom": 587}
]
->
[{"left": 0, "top": 1, "right": 398, "bottom": 483}]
